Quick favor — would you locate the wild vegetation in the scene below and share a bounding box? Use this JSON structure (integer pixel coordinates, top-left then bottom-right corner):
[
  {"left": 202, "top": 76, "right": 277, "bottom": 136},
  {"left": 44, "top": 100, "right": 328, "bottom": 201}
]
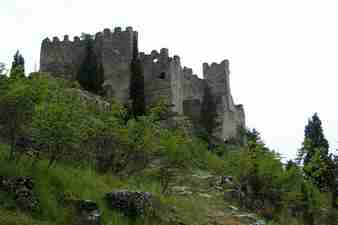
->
[{"left": 0, "top": 52, "right": 338, "bottom": 225}]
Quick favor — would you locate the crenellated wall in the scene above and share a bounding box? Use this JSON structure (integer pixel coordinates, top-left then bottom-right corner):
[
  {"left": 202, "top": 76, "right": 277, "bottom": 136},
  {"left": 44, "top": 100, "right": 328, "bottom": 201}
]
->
[
  {"left": 140, "top": 48, "right": 184, "bottom": 114},
  {"left": 40, "top": 27, "right": 138, "bottom": 102},
  {"left": 203, "top": 60, "right": 246, "bottom": 139},
  {"left": 40, "top": 27, "right": 245, "bottom": 141}
]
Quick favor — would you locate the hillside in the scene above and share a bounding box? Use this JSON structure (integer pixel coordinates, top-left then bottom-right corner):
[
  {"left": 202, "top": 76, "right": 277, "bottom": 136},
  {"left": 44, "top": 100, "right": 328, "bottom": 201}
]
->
[{"left": 0, "top": 70, "right": 337, "bottom": 225}]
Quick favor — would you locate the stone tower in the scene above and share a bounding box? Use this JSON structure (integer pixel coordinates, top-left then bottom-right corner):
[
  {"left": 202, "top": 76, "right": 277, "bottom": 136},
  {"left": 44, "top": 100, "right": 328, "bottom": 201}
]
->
[
  {"left": 40, "top": 27, "right": 137, "bottom": 103},
  {"left": 40, "top": 26, "right": 245, "bottom": 141}
]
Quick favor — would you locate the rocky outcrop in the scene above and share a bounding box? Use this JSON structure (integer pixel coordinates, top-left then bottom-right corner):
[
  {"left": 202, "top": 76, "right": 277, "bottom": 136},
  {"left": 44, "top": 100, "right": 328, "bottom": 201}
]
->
[
  {"left": 76, "top": 200, "right": 101, "bottom": 225},
  {"left": 105, "top": 190, "right": 153, "bottom": 217},
  {"left": 67, "top": 88, "right": 110, "bottom": 112},
  {"left": 0, "top": 176, "right": 39, "bottom": 212}
]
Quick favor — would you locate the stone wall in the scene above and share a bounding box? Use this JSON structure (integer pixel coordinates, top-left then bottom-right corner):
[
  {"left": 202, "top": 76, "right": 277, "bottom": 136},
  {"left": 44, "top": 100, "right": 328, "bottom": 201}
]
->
[
  {"left": 203, "top": 60, "right": 246, "bottom": 139},
  {"left": 40, "top": 27, "right": 245, "bottom": 140},
  {"left": 40, "top": 27, "right": 137, "bottom": 102},
  {"left": 140, "top": 49, "right": 184, "bottom": 114}
]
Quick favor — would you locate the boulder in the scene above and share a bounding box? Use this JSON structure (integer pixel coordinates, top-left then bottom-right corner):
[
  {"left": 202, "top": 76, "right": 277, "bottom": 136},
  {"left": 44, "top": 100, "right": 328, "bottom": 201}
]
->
[
  {"left": 252, "top": 220, "right": 266, "bottom": 225},
  {"left": 76, "top": 200, "right": 101, "bottom": 225},
  {"left": 0, "top": 176, "right": 39, "bottom": 212},
  {"left": 105, "top": 190, "right": 153, "bottom": 217},
  {"left": 208, "top": 175, "right": 236, "bottom": 191},
  {"left": 67, "top": 88, "right": 110, "bottom": 112},
  {"left": 224, "top": 189, "right": 239, "bottom": 201}
]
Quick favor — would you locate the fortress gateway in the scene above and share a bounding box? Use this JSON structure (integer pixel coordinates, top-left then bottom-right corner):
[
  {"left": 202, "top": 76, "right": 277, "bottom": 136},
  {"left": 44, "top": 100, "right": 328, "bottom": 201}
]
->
[{"left": 40, "top": 26, "right": 245, "bottom": 140}]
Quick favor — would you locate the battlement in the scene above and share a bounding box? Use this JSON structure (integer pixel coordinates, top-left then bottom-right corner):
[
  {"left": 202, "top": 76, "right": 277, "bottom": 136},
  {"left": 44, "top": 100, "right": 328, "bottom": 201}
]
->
[
  {"left": 203, "top": 59, "right": 229, "bottom": 76},
  {"left": 183, "top": 67, "right": 193, "bottom": 76},
  {"left": 140, "top": 48, "right": 178, "bottom": 66},
  {"left": 40, "top": 26, "right": 245, "bottom": 141},
  {"left": 40, "top": 26, "right": 138, "bottom": 80},
  {"left": 42, "top": 26, "right": 137, "bottom": 46}
]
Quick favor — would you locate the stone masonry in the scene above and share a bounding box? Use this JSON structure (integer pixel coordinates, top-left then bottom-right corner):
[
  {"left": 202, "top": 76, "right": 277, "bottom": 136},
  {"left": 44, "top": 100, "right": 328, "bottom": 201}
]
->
[{"left": 40, "top": 26, "right": 245, "bottom": 140}]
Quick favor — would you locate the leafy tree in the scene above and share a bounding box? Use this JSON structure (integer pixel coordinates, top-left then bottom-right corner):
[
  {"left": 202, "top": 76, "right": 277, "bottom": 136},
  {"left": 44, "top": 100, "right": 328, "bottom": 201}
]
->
[
  {"left": 246, "top": 128, "right": 266, "bottom": 150},
  {"left": 10, "top": 51, "right": 25, "bottom": 78},
  {"left": 129, "top": 36, "right": 145, "bottom": 117},
  {"left": 285, "top": 160, "right": 298, "bottom": 171},
  {"left": 0, "top": 63, "right": 8, "bottom": 89},
  {"left": 31, "top": 91, "right": 86, "bottom": 167},
  {"left": 82, "top": 102, "right": 131, "bottom": 172},
  {"left": 298, "top": 113, "right": 333, "bottom": 190},
  {"left": 76, "top": 35, "right": 104, "bottom": 95},
  {"left": 0, "top": 78, "right": 34, "bottom": 160},
  {"left": 299, "top": 181, "right": 322, "bottom": 225},
  {"left": 0, "top": 62, "right": 6, "bottom": 75},
  {"left": 331, "top": 155, "right": 338, "bottom": 208}
]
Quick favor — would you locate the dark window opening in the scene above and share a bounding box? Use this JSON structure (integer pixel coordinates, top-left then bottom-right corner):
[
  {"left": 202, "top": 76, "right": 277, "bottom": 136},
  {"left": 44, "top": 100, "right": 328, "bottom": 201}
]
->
[{"left": 159, "top": 72, "right": 166, "bottom": 79}]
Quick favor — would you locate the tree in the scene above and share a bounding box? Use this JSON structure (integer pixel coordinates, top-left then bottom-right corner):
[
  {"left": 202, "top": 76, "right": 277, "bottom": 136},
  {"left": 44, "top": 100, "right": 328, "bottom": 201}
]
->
[
  {"left": 10, "top": 51, "right": 25, "bottom": 78},
  {"left": 76, "top": 35, "right": 104, "bottom": 95},
  {"left": 299, "top": 181, "right": 322, "bottom": 225},
  {"left": 129, "top": 36, "right": 145, "bottom": 117},
  {"left": 331, "top": 155, "right": 338, "bottom": 208},
  {"left": 285, "top": 160, "right": 298, "bottom": 171},
  {"left": 200, "top": 82, "right": 218, "bottom": 144},
  {"left": 0, "top": 62, "right": 6, "bottom": 75},
  {"left": 0, "top": 63, "right": 7, "bottom": 88},
  {"left": 298, "top": 113, "right": 333, "bottom": 190},
  {"left": 31, "top": 91, "right": 86, "bottom": 167},
  {"left": 0, "top": 79, "right": 34, "bottom": 160}
]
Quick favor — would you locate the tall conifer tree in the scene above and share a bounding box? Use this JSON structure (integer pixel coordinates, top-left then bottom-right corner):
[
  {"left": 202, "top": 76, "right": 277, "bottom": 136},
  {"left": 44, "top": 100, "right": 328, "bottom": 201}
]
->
[
  {"left": 76, "top": 35, "right": 104, "bottom": 95},
  {"left": 129, "top": 36, "right": 145, "bottom": 117},
  {"left": 298, "top": 113, "right": 333, "bottom": 190},
  {"left": 10, "top": 50, "right": 25, "bottom": 78}
]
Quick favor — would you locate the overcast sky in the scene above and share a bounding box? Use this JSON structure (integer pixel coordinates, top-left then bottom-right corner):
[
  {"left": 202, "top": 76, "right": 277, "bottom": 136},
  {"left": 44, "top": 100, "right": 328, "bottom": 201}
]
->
[{"left": 1, "top": 0, "right": 338, "bottom": 160}]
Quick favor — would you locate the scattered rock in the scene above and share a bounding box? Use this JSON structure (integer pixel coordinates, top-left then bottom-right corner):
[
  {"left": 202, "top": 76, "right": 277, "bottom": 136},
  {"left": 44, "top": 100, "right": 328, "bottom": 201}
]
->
[
  {"left": 0, "top": 176, "right": 39, "bottom": 212},
  {"left": 198, "top": 193, "right": 212, "bottom": 199},
  {"left": 67, "top": 88, "right": 110, "bottom": 112},
  {"left": 208, "top": 175, "right": 236, "bottom": 192},
  {"left": 191, "top": 173, "right": 213, "bottom": 180},
  {"left": 76, "top": 200, "right": 101, "bottom": 225},
  {"left": 228, "top": 205, "right": 239, "bottom": 211},
  {"left": 171, "top": 186, "right": 193, "bottom": 196},
  {"left": 105, "top": 190, "right": 153, "bottom": 217},
  {"left": 252, "top": 220, "right": 266, "bottom": 225},
  {"left": 224, "top": 189, "right": 239, "bottom": 201},
  {"left": 234, "top": 213, "right": 258, "bottom": 224}
]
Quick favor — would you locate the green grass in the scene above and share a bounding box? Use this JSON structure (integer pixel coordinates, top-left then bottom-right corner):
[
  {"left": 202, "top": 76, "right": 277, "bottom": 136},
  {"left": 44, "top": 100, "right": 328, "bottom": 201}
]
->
[
  {"left": 0, "top": 142, "right": 229, "bottom": 225},
  {"left": 0, "top": 208, "right": 57, "bottom": 225},
  {"left": 0, "top": 144, "right": 146, "bottom": 225}
]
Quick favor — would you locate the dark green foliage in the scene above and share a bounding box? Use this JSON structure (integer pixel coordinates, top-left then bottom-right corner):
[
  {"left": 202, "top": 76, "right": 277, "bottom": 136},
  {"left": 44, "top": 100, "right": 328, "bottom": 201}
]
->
[
  {"left": 301, "top": 113, "right": 329, "bottom": 164},
  {"left": 299, "top": 181, "right": 319, "bottom": 225},
  {"left": 10, "top": 51, "right": 25, "bottom": 78},
  {"left": 130, "top": 59, "right": 145, "bottom": 117},
  {"left": 76, "top": 35, "right": 104, "bottom": 95},
  {"left": 0, "top": 63, "right": 8, "bottom": 89},
  {"left": 285, "top": 160, "right": 297, "bottom": 171},
  {"left": 298, "top": 113, "right": 333, "bottom": 190},
  {"left": 129, "top": 37, "right": 145, "bottom": 117},
  {"left": 246, "top": 128, "right": 265, "bottom": 149},
  {"left": 0, "top": 62, "right": 6, "bottom": 75},
  {"left": 200, "top": 82, "right": 218, "bottom": 142},
  {"left": 0, "top": 78, "right": 35, "bottom": 160},
  {"left": 331, "top": 155, "right": 338, "bottom": 208},
  {"left": 1, "top": 70, "right": 338, "bottom": 225}
]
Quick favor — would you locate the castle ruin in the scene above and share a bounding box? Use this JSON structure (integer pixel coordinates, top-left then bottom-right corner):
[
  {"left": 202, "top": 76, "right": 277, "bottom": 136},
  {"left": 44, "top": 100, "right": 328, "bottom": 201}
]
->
[{"left": 40, "top": 26, "right": 245, "bottom": 140}]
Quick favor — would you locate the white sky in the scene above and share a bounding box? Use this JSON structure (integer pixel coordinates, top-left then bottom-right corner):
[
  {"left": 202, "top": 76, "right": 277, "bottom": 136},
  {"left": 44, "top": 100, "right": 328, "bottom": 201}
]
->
[{"left": 1, "top": 0, "right": 338, "bottom": 160}]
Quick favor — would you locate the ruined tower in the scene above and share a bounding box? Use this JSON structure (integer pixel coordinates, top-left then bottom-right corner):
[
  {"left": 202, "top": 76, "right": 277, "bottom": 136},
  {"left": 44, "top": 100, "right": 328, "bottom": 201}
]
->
[
  {"left": 40, "top": 26, "right": 245, "bottom": 141},
  {"left": 40, "top": 27, "right": 137, "bottom": 102}
]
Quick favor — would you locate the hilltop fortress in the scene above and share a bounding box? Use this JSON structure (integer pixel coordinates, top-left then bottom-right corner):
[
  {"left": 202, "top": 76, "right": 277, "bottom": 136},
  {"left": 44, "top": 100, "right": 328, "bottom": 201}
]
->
[{"left": 40, "top": 26, "right": 245, "bottom": 140}]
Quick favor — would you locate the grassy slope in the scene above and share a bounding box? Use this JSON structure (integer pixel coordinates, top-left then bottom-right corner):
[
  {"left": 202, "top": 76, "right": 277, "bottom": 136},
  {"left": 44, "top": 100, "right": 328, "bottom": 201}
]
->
[{"left": 0, "top": 142, "right": 270, "bottom": 225}]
